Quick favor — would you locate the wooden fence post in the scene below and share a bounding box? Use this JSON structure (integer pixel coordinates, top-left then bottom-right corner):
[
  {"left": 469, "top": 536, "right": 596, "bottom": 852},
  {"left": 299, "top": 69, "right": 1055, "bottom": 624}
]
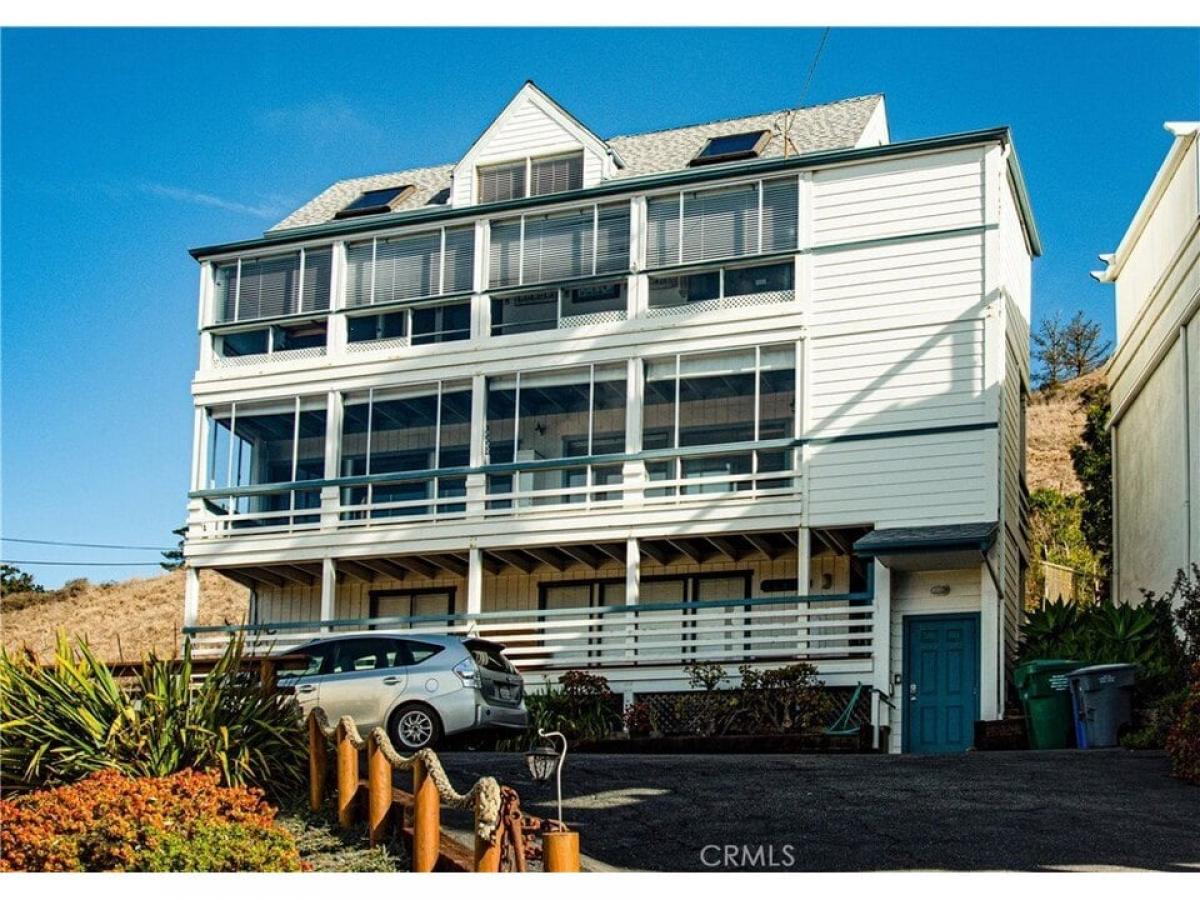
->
[
  {"left": 336, "top": 721, "right": 358, "bottom": 828},
  {"left": 543, "top": 830, "right": 581, "bottom": 872},
  {"left": 367, "top": 732, "right": 392, "bottom": 847},
  {"left": 308, "top": 712, "right": 327, "bottom": 812},
  {"left": 474, "top": 807, "right": 501, "bottom": 873},
  {"left": 412, "top": 756, "right": 440, "bottom": 872}
]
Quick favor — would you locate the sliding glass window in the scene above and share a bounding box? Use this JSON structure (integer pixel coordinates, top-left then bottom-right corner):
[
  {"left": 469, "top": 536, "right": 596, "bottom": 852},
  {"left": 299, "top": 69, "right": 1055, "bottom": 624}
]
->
[
  {"left": 339, "top": 380, "right": 472, "bottom": 520},
  {"left": 485, "top": 363, "right": 627, "bottom": 508},
  {"left": 205, "top": 397, "right": 327, "bottom": 529},
  {"left": 642, "top": 345, "right": 796, "bottom": 496},
  {"left": 214, "top": 247, "right": 332, "bottom": 324}
]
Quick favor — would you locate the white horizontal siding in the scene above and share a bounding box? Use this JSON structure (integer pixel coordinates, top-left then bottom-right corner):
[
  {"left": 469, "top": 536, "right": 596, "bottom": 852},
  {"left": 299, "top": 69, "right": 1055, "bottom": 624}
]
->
[
  {"left": 812, "top": 232, "right": 985, "bottom": 329},
  {"left": 998, "top": 175, "right": 1033, "bottom": 325},
  {"left": 812, "top": 148, "right": 986, "bottom": 245},
  {"left": 809, "top": 319, "right": 986, "bottom": 435},
  {"left": 807, "top": 430, "right": 990, "bottom": 528}
]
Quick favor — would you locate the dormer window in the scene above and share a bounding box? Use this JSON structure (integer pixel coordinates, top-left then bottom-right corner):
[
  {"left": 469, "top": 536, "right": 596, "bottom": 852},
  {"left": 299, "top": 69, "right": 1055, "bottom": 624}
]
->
[
  {"left": 689, "top": 130, "right": 772, "bottom": 167},
  {"left": 478, "top": 150, "right": 583, "bottom": 203},
  {"left": 335, "top": 185, "right": 415, "bottom": 219}
]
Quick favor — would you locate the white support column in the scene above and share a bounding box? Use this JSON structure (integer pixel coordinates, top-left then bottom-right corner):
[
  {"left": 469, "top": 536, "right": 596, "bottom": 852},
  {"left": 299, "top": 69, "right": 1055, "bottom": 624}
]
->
[
  {"left": 327, "top": 241, "right": 348, "bottom": 358},
  {"left": 467, "top": 545, "right": 483, "bottom": 632},
  {"left": 473, "top": 220, "right": 490, "bottom": 339},
  {"left": 870, "top": 559, "right": 892, "bottom": 750},
  {"left": 796, "top": 526, "right": 811, "bottom": 659},
  {"left": 979, "top": 561, "right": 1002, "bottom": 721},
  {"left": 321, "top": 390, "right": 343, "bottom": 529},
  {"left": 623, "top": 357, "right": 645, "bottom": 506},
  {"left": 467, "top": 373, "right": 487, "bottom": 516},
  {"left": 625, "top": 537, "right": 639, "bottom": 663},
  {"left": 190, "top": 407, "right": 208, "bottom": 493},
  {"left": 320, "top": 558, "right": 337, "bottom": 630},
  {"left": 183, "top": 566, "right": 201, "bottom": 630}
]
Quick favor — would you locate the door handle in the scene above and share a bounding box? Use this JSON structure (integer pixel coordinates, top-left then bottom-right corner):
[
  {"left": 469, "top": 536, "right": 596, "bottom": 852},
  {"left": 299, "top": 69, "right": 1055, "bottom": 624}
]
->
[
  {"left": 382, "top": 676, "right": 402, "bottom": 685},
  {"left": 296, "top": 684, "right": 316, "bottom": 695}
]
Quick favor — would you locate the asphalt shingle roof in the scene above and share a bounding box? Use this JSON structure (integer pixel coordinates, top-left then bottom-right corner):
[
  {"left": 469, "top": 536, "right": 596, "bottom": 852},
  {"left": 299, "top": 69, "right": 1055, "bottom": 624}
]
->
[
  {"left": 268, "top": 94, "right": 883, "bottom": 233},
  {"left": 852, "top": 522, "right": 999, "bottom": 555}
]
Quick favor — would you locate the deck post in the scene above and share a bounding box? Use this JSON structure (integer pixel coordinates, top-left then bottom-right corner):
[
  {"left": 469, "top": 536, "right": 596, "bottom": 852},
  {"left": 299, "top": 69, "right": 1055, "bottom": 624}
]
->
[
  {"left": 308, "top": 712, "right": 327, "bottom": 812},
  {"left": 335, "top": 721, "right": 358, "bottom": 828},
  {"left": 870, "top": 559, "right": 892, "bottom": 750},
  {"left": 473, "top": 810, "right": 501, "bottom": 872},
  {"left": 183, "top": 566, "right": 201, "bottom": 630},
  {"left": 467, "top": 546, "right": 483, "bottom": 628},
  {"left": 320, "top": 558, "right": 336, "bottom": 631},
  {"left": 412, "top": 757, "right": 440, "bottom": 872},
  {"left": 625, "top": 537, "right": 639, "bottom": 662},
  {"left": 367, "top": 732, "right": 392, "bottom": 848}
]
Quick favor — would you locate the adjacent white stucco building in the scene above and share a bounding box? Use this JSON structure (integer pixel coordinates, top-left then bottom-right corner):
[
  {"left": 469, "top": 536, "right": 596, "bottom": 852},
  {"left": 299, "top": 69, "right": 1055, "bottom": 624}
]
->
[
  {"left": 1099, "top": 122, "right": 1200, "bottom": 607},
  {"left": 181, "top": 84, "right": 1038, "bottom": 752}
]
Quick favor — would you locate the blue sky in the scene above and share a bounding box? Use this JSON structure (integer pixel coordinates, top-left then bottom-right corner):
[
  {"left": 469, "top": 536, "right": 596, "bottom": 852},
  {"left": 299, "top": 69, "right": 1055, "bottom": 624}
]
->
[{"left": 2, "top": 27, "right": 1197, "bottom": 587}]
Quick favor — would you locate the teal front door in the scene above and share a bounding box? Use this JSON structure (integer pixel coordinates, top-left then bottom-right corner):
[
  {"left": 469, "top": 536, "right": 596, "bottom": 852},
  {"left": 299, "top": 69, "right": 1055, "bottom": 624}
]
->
[{"left": 902, "top": 613, "right": 980, "bottom": 753}]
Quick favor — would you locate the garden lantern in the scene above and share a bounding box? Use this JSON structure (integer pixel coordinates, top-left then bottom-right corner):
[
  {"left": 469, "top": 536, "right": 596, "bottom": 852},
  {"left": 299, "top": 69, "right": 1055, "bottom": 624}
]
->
[{"left": 524, "top": 729, "right": 567, "bottom": 826}]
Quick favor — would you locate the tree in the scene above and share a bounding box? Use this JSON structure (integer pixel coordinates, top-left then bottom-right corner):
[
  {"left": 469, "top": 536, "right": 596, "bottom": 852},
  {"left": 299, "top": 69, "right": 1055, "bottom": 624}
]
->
[
  {"left": 160, "top": 526, "right": 187, "bottom": 571},
  {"left": 1062, "top": 311, "right": 1110, "bottom": 378},
  {"left": 1032, "top": 311, "right": 1068, "bottom": 389},
  {"left": 1, "top": 564, "right": 44, "bottom": 596},
  {"left": 1070, "top": 383, "right": 1112, "bottom": 600}
]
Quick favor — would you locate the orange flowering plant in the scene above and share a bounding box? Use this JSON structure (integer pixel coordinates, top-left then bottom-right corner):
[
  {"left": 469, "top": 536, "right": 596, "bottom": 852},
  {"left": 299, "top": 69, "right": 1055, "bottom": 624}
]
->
[{"left": 0, "top": 769, "right": 307, "bottom": 872}]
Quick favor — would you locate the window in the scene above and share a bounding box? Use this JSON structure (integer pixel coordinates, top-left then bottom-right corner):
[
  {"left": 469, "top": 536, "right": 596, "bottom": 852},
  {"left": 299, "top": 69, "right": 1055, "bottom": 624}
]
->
[
  {"left": 645, "top": 177, "right": 798, "bottom": 268},
  {"left": 648, "top": 260, "right": 793, "bottom": 310},
  {"left": 492, "top": 279, "right": 626, "bottom": 334},
  {"left": 205, "top": 396, "right": 327, "bottom": 527},
  {"left": 335, "top": 185, "right": 414, "bottom": 219},
  {"left": 642, "top": 346, "right": 796, "bottom": 496},
  {"left": 489, "top": 202, "right": 630, "bottom": 289},
  {"left": 689, "top": 130, "right": 771, "bottom": 166},
  {"left": 340, "top": 380, "right": 471, "bottom": 519},
  {"left": 485, "top": 363, "right": 626, "bottom": 508},
  {"left": 465, "top": 639, "right": 518, "bottom": 674},
  {"left": 412, "top": 301, "right": 471, "bottom": 344},
  {"left": 216, "top": 321, "right": 328, "bottom": 362},
  {"left": 348, "top": 311, "right": 406, "bottom": 344},
  {"left": 478, "top": 151, "right": 583, "bottom": 203},
  {"left": 346, "top": 225, "right": 474, "bottom": 309},
  {"left": 331, "top": 638, "right": 406, "bottom": 673},
  {"left": 275, "top": 646, "right": 330, "bottom": 677},
  {"left": 214, "top": 247, "right": 332, "bottom": 324}
]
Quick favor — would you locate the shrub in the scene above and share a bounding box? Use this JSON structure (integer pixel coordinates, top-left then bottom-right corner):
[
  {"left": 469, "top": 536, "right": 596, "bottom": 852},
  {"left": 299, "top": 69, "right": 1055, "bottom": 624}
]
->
[
  {"left": 623, "top": 700, "right": 654, "bottom": 736},
  {"left": 509, "top": 670, "right": 622, "bottom": 746},
  {"left": 0, "top": 769, "right": 305, "bottom": 872},
  {"left": 1166, "top": 663, "right": 1200, "bottom": 785},
  {"left": 736, "top": 663, "right": 834, "bottom": 734},
  {"left": 0, "top": 634, "right": 306, "bottom": 800},
  {"left": 683, "top": 661, "right": 740, "bottom": 736},
  {"left": 1018, "top": 596, "right": 1184, "bottom": 701}
]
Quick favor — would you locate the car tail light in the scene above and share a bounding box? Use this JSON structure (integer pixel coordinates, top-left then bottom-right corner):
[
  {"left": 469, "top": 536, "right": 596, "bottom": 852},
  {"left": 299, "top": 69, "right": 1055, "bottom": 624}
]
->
[{"left": 452, "top": 657, "right": 481, "bottom": 689}]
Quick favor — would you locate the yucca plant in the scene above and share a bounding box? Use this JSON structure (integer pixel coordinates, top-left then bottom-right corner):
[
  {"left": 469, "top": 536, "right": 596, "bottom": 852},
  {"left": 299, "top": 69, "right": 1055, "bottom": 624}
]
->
[{"left": 0, "top": 634, "right": 306, "bottom": 800}]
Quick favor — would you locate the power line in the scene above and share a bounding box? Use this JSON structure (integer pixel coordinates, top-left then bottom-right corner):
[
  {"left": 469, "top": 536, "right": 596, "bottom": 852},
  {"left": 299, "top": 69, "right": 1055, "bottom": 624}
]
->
[
  {"left": 1, "top": 559, "right": 166, "bottom": 567},
  {"left": 797, "top": 27, "right": 832, "bottom": 107},
  {"left": 1, "top": 537, "right": 171, "bottom": 551}
]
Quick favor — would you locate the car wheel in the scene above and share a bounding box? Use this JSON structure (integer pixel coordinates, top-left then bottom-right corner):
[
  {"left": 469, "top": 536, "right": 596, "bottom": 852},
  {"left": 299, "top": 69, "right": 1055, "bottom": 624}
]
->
[{"left": 388, "top": 703, "right": 442, "bottom": 751}]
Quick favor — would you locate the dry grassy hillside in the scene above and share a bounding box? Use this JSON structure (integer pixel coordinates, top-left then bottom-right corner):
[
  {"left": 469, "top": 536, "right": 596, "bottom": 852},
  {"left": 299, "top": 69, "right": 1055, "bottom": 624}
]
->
[
  {"left": 1, "top": 570, "right": 249, "bottom": 662},
  {"left": 1026, "top": 369, "right": 1104, "bottom": 494}
]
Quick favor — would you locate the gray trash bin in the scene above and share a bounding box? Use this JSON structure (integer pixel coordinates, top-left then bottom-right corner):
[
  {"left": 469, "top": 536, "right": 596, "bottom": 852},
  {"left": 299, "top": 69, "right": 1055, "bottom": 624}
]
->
[{"left": 1067, "top": 663, "right": 1136, "bottom": 748}]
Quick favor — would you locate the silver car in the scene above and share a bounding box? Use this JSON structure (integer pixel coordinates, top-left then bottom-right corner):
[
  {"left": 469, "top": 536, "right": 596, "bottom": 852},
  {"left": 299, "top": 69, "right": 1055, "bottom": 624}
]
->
[{"left": 276, "top": 633, "right": 527, "bottom": 750}]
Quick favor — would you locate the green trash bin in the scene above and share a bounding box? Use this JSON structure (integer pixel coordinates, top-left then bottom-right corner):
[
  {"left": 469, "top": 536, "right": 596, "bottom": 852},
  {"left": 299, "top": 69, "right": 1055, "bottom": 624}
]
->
[{"left": 1014, "top": 659, "right": 1084, "bottom": 749}]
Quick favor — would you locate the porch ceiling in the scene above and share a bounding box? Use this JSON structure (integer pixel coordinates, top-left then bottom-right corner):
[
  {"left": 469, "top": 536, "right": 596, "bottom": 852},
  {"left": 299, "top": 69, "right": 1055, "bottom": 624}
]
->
[{"left": 213, "top": 530, "right": 799, "bottom": 587}]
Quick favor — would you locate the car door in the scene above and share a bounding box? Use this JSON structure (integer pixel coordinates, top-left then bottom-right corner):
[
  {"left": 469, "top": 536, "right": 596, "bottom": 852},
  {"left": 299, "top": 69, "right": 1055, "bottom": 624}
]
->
[
  {"left": 315, "top": 637, "right": 410, "bottom": 732},
  {"left": 275, "top": 642, "right": 336, "bottom": 719}
]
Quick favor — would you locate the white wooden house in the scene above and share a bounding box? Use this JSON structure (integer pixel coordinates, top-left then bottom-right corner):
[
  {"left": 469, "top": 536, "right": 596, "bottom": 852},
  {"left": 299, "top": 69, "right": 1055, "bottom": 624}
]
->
[
  {"left": 182, "top": 83, "right": 1039, "bottom": 753},
  {"left": 1097, "top": 122, "right": 1200, "bottom": 607}
]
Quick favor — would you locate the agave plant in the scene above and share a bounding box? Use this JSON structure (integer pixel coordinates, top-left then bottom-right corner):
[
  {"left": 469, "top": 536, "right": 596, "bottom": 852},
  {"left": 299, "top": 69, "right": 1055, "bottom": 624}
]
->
[{"left": 0, "top": 634, "right": 306, "bottom": 799}]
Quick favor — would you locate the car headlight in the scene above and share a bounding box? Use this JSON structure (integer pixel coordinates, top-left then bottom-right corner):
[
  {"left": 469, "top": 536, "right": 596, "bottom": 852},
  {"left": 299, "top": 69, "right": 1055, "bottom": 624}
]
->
[{"left": 452, "top": 657, "right": 481, "bottom": 689}]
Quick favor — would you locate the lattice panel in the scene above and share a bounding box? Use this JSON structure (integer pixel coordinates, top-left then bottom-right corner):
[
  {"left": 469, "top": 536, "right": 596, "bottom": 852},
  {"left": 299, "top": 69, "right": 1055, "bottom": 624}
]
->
[
  {"left": 346, "top": 336, "right": 411, "bottom": 354},
  {"left": 212, "top": 346, "right": 327, "bottom": 368},
  {"left": 559, "top": 309, "right": 627, "bottom": 329},
  {"left": 645, "top": 289, "right": 795, "bottom": 319}
]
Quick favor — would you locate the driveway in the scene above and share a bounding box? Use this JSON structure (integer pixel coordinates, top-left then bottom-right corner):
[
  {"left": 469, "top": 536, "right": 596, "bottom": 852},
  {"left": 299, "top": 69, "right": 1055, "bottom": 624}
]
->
[{"left": 438, "top": 749, "right": 1200, "bottom": 871}]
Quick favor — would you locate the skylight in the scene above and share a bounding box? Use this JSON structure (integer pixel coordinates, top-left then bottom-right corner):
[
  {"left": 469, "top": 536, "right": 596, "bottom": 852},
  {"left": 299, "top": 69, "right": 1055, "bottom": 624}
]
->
[
  {"left": 689, "top": 130, "right": 772, "bottom": 166},
  {"left": 335, "top": 185, "right": 414, "bottom": 219}
]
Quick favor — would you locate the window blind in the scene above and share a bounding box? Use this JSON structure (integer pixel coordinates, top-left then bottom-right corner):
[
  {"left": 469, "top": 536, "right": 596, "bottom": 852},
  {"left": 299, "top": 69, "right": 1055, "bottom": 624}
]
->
[
  {"left": 489, "top": 203, "right": 630, "bottom": 289},
  {"left": 478, "top": 160, "right": 526, "bottom": 204},
  {"left": 346, "top": 225, "right": 475, "bottom": 308},
  {"left": 530, "top": 152, "right": 583, "bottom": 196},
  {"left": 645, "top": 177, "right": 799, "bottom": 268},
  {"left": 216, "top": 247, "right": 332, "bottom": 324}
]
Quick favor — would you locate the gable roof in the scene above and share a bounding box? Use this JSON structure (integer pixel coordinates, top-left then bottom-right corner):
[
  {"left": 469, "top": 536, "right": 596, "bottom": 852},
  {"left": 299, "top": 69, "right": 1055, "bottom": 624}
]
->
[{"left": 268, "top": 93, "right": 884, "bottom": 233}]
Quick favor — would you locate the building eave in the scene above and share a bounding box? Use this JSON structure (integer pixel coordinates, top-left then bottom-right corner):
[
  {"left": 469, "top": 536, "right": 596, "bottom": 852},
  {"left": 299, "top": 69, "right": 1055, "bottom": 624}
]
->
[{"left": 190, "top": 126, "right": 1027, "bottom": 261}]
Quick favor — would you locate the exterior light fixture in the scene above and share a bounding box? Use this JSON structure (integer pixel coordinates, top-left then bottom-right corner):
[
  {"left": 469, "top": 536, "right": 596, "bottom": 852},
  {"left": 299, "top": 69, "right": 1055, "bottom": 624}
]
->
[
  {"left": 524, "top": 729, "right": 568, "bottom": 826},
  {"left": 931, "top": 584, "right": 951, "bottom": 596}
]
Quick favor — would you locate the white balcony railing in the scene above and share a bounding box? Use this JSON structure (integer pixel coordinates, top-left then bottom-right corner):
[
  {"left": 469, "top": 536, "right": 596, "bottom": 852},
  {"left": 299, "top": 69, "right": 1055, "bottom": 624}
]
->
[
  {"left": 183, "top": 592, "right": 875, "bottom": 673},
  {"left": 189, "top": 441, "right": 801, "bottom": 539}
]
